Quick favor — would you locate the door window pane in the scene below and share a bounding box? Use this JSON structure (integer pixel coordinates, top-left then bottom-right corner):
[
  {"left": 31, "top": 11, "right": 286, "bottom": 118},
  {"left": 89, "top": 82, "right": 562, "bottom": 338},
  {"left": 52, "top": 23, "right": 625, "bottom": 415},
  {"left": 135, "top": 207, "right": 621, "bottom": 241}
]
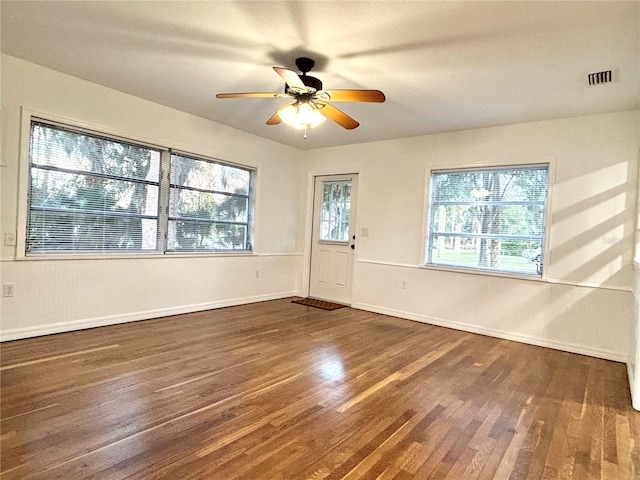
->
[{"left": 319, "top": 181, "right": 351, "bottom": 242}]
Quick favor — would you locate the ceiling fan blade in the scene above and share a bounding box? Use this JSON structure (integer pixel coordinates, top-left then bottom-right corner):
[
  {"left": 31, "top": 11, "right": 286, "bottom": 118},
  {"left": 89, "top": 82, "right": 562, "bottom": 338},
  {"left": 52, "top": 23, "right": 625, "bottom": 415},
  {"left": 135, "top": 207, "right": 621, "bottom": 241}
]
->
[
  {"left": 266, "top": 102, "right": 295, "bottom": 125},
  {"left": 216, "top": 92, "right": 287, "bottom": 99},
  {"left": 266, "top": 112, "right": 282, "bottom": 125},
  {"left": 318, "top": 103, "right": 360, "bottom": 130},
  {"left": 273, "top": 67, "right": 307, "bottom": 91},
  {"left": 323, "top": 89, "right": 386, "bottom": 103}
]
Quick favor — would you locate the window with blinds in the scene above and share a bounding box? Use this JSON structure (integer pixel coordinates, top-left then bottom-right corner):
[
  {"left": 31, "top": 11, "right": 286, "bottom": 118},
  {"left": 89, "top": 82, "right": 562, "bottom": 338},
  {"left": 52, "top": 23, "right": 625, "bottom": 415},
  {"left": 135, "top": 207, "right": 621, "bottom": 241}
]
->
[
  {"left": 168, "top": 154, "right": 252, "bottom": 251},
  {"left": 426, "top": 165, "right": 549, "bottom": 276},
  {"left": 25, "top": 119, "right": 254, "bottom": 255},
  {"left": 27, "top": 121, "right": 162, "bottom": 253}
]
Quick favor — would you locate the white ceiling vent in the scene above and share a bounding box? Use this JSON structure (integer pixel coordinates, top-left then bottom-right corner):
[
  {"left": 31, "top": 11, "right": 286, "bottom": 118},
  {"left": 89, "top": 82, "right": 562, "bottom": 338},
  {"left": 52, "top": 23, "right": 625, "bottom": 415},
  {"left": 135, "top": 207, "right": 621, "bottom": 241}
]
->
[{"left": 587, "top": 69, "right": 614, "bottom": 86}]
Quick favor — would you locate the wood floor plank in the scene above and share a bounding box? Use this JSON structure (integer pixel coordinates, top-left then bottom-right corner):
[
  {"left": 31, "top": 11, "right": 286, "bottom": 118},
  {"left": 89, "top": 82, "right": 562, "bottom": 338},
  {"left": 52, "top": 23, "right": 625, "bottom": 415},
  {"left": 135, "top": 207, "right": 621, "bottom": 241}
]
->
[
  {"left": 1, "top": 298, "right": 639, "bottom": 479},
  {"left": 0, "top": 344, "right": 120, "bottom": 371}
]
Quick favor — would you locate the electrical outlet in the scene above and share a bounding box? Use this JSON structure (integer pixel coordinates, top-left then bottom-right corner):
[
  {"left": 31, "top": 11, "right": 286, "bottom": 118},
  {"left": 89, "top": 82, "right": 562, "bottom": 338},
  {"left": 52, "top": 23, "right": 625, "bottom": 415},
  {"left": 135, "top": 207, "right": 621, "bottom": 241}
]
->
[
  {"left": 4, "top": 232, "right": 16, "bottom": 246},
  {"left": 400, "top": 280, "right": 407, "bottom": 289},
  {"left": 3, "top": 283, "right": 15, "bottom": 297}
]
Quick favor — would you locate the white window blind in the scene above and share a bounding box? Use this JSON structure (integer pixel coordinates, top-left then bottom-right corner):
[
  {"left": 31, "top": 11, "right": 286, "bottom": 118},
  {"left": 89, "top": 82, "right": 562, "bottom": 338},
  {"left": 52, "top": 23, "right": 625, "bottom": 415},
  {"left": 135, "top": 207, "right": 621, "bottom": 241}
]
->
[
  {"left": 27, "top": 121, "right": 162, "bottom": 253},
  {"left": 25, "top": 119, "right": 255, "bottom": 255},
  {"left": 168, "top": 153, "right": 252, "bottom": 251},
  {"left": 426, "top": 165, "right": 549, "bottom": 276}
]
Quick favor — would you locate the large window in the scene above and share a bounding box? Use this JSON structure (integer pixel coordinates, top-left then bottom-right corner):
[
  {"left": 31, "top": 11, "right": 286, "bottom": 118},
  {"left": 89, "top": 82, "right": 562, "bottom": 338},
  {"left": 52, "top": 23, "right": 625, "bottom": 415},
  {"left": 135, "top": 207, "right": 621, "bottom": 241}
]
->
[
  {"left": 26, "top": 119, "right": 254, "bottom": 255},
  {"left": 426, "top": 165, "right": 548, "bottom": 276}
]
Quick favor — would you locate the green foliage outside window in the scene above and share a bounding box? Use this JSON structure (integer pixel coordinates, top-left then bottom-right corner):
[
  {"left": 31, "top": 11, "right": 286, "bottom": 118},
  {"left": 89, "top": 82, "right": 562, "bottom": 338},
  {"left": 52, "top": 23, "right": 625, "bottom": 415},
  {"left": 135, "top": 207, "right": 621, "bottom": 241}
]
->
[
  {"left": 27, "top": 121, "right": 253, "bottom": 254},
  {"left": 427, "top": 165, "right": 548, "bottom": 276}
]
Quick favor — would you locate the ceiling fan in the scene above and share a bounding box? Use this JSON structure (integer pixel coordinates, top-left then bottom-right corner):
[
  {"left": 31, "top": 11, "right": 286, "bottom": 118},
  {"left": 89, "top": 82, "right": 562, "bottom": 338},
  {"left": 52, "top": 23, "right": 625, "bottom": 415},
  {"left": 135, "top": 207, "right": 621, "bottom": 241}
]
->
[{"left": 216, "top": 57, "right": 385, "bottom": 134}]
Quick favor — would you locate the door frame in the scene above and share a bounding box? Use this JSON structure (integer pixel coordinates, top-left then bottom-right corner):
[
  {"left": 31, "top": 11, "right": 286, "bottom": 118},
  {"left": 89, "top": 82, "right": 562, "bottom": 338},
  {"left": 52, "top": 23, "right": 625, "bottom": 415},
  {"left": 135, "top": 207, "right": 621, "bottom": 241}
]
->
[{"left": 301, "top": 171, "right": 360, "bottom": 302}]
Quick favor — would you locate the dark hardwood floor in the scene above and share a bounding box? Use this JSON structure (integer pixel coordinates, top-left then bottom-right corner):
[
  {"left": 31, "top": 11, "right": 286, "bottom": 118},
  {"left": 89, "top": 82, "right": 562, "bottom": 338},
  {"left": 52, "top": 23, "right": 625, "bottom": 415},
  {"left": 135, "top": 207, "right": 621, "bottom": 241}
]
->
[{"left": 1, "top": 299, "right": 639, "bottom": 479}]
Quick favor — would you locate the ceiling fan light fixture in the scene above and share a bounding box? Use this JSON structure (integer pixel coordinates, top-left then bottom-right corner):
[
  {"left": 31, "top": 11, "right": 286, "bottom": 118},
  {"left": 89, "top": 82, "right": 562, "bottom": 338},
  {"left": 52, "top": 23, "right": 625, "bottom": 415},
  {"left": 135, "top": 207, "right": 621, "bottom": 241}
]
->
[
  {"left": 217, "top": 57, "right": 384, "bottom": 132},
  {"left": 278, "top": 101, "right": 326, "bottom": 130}
]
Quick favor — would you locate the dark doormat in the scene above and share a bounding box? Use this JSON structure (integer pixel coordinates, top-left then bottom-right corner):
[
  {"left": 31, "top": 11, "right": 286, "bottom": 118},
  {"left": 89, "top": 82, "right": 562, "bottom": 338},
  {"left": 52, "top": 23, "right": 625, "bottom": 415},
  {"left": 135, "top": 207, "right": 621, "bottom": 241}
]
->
[{"left": 292, "top": 297, "right": 347, "bottom": 311}]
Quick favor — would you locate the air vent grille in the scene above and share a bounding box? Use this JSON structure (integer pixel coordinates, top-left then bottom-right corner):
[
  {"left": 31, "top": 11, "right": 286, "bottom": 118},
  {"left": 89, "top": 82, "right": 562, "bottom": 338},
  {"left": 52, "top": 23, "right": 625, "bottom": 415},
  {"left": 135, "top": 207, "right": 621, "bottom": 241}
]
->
[{"left": 587, "top": 70, "right": 613, "bottom": 85}]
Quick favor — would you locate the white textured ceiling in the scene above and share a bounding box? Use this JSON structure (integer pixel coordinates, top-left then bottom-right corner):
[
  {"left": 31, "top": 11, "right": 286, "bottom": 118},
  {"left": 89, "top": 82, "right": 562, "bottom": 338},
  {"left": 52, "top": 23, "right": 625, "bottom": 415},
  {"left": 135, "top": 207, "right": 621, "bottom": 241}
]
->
[{"left": 1, "top": 1, "right": 638, "bottom": 150}]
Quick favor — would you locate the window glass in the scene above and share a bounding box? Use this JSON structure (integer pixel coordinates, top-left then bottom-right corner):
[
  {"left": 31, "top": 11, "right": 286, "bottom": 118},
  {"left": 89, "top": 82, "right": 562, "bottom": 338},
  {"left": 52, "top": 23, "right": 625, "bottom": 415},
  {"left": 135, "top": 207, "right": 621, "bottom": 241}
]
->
[
  {"left": 25, "top": 120, "right": 254, "bottom": 255},
  {"left": 27, "top": 122, "right": 161, "bottom": 253},
  {"left": 319, "top": 181, "right": 351, "bottom": 242},
  {"left": 426, "top": 165, "right": 548, "bottom": 276},
  {"left": 167, "top": 154, "right": 252, "bottom": 251},
  {"left": 171, "top": 154, "right": 250, "bottom": 194}
]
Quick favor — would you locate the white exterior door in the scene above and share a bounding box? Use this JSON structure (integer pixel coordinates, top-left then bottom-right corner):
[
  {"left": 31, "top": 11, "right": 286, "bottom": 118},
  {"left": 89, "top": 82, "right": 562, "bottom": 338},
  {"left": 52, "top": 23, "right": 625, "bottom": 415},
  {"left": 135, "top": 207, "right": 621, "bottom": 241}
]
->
[{"left": 309, "top": 174, "right": 358, "bottom": 305}]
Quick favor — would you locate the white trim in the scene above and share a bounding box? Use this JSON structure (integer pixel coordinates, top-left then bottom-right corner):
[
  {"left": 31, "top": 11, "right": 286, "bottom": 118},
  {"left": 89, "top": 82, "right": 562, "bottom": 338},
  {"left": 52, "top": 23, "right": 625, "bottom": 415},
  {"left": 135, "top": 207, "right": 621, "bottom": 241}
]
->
[
  {"left": 358, "top": 259, "right": 632, "bottom": 293},
  {"left": 419, "top": 164, "right": 432, "bottom": 266},
  {"left": 544, "top": 157, "right": 559, "bottom": 279},
  {"left": 30, "top": 115, "right": 168, "bottom": 150},
  {"left": 629, "top": 363, "right": 640, "bottom": 411},
  {"left": 544, "top": 277, "right": 631, "bottom": 292},
  {"left": 421, "top": 262, "right": 545, "bottom": 282},
  {"left": 0, "top": 252, "right": 303, "bottom": 262},
  {"left": 254, "top": 252, "right": 304, "bottom": 257},
  {"left": 358, "top": 259, "right": 419, "bottom": 269},
  {"left": 423, "top": 156, "right": 558, "bottom": 179},
  {"left": 0, "top": 291, "right": 301, "bottom": 342},
  {"left": 300, "top": 174, "right": 315, "bottom": 298},
  {"left": 248, "top": 160, "right": 259, "bottom": 252},
  {"left": 353, "top": 302, "right": 627, "bottom": 363},
  {"left": 16, "top": 107, "right": 32, "bottom": 258}
]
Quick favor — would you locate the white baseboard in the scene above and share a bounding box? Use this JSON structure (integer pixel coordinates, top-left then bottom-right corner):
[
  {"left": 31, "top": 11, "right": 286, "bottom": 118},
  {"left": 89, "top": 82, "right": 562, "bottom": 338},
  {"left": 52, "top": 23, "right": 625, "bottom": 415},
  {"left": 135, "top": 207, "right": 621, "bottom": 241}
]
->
[
  {"left": 3, "top": 294, "right": 627, "bottom": 364},
  {"left": 352, "top": 302, "right": 627, "bottom": 363},
  {"left": 0, "top": 291, "right": 301, "bottom": 342},
  {"left": 629, "top": 363, "right": 640, "bottom": 411}
]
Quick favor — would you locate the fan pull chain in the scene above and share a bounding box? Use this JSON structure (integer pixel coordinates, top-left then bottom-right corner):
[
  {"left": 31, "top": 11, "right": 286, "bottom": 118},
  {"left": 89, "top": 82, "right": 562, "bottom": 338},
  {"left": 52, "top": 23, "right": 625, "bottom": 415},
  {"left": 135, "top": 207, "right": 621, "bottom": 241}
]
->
[{"left": 303, "top": 126, "right": 308, "bottom": 139}]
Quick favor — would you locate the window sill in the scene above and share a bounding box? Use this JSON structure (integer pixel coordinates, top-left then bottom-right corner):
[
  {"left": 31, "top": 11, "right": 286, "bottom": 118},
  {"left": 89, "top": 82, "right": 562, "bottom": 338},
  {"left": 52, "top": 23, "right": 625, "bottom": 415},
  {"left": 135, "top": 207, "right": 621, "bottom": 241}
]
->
[
  {"left": 14, "top": 251, "right": 257, "bottom": 262},
  {"left": 420, "top": 263, "right": 545, "bottom": 282}
]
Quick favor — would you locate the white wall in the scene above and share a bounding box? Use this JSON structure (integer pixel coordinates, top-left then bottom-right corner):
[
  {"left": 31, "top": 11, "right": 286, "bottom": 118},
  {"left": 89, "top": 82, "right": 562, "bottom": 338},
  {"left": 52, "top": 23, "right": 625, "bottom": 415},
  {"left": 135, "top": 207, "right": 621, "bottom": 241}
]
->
[
  {"left": 0, "top": 54, "right": 306, "bottom": 340},
  {"left": 306, "top": 110, "right": 640, "bottom": 362},
  {"left": 2, "top": 53, "right": 638, "bottom": 371}
]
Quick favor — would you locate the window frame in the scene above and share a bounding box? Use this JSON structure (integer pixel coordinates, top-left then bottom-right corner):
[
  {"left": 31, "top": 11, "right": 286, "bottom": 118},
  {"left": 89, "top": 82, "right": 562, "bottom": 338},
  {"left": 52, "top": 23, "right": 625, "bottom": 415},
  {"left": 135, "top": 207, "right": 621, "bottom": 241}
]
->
[
  {"left": 422, "top": 161, "right": 553, "bottom": 279},
  {"left": 167, "top": 150, "right": 255, "bottom": 252},
  {"left": 17, "top": 109, "right": 256, "bottom": 259}
]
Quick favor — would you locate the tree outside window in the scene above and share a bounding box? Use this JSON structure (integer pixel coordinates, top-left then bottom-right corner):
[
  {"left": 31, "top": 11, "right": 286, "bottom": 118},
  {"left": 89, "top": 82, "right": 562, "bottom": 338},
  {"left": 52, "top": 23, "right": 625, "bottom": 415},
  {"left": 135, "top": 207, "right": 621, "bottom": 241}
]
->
[
  {"left": 426, "top": 165, "right": 548, "bottom": 276},
  {"left": 26, "top": 120, "right": 254, "bottom": 255}
]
